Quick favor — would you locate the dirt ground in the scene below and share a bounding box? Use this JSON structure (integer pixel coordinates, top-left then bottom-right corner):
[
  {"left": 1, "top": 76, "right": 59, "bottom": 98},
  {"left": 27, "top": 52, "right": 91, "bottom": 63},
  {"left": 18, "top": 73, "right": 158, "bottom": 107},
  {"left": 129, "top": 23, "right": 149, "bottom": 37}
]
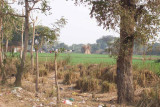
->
[{"left": 0, "top": 72, "right": 139, "bottom": 107}]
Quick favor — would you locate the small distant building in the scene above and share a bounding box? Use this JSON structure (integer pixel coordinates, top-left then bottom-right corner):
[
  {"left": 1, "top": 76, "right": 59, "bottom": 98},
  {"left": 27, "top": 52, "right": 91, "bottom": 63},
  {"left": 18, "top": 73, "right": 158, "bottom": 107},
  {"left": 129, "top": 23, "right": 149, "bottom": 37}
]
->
[
  {"left": 64, "top": 49, "right": 73, "bottom": 53},
  {"left": 68, "top": 50, "right": 72, "bottom": 53},
  {"left": 8, "top": 42, "right": 22, "bottom": 53}
]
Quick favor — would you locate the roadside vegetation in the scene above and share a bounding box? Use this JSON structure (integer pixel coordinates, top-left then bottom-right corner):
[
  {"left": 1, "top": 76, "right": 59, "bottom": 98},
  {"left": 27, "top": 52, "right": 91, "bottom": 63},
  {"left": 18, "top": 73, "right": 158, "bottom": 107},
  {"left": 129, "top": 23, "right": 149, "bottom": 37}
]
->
[{"left": 0, "top": 53, "right": 160, "bottom": 106}]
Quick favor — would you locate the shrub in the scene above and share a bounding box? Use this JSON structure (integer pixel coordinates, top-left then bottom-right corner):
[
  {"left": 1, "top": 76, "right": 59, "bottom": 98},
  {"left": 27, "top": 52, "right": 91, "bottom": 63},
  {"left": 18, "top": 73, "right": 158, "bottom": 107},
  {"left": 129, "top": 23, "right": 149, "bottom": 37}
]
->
[
  {"left": 100, "top": 67, "right": 117, "bottom": 83},
  {"left": 136, "top": 88, "right": 160, "bottom": 107},
  {"left": 133, "top": 70, "right": 159, "bottom": 87},
  {"left": 39, "top": 65, "right": 48, "bottom": 77},
  {"left": 63, "top": 71, "right": 80, "bottom": 85},
  {"left": 101, "top": 81, "right": 116, "bottom": 93},
  {"left": 57, "top": 71, "right": 67, "bottom": 79},
  {"left": 45, "top": 62, "right": 55, "bottom": 71},
  {"left": 75, "top": 77, "right": 100, "bottom": 92}
]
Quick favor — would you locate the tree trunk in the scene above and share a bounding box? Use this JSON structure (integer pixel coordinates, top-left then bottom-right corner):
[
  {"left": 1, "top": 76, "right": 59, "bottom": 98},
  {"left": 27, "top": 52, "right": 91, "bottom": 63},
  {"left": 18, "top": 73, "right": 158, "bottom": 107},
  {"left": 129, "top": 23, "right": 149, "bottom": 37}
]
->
[
  {"left": 142, "top": 45, "right": 146, "bottom": 64},
  {"left": 0, "top": 0, "right": 3, "bottom": 67},
  {"left": 20, "top": 15, "right": 24, "bottom": 59},
  {"left": 0, "top": 1, "right": 4, "bottom": 84},
  {"left": 54, "top": 52, "right": 60, "bottom": 106},
  {"left": 117, "top": 0, "right": 135, "bottom": 104},
  {"left": 117, "top": 29, "right": 134, "bottom": 104},
  {"left": 5, "top": 38, "right": 8, "bottom": 53},
  {"left": 35, "top": 48, "right": 39, "bottom": 97},
  {"left": 1, "top": 64, "right": 6, "bottom": 85},
  {"left": 1, "top": 26, "right": 6, "bottom": 85},
  {"left": 1, "top": 21, "right": 6, "bottom": 84},
  {"left": 14, "top": 0, "right": 30, "bottom": 87},
  {"left": 31, "top": 22, "right": 35, "bottom": 72},
  {"left": 1, "top": 26, "right": 4, "bottom": 61}
]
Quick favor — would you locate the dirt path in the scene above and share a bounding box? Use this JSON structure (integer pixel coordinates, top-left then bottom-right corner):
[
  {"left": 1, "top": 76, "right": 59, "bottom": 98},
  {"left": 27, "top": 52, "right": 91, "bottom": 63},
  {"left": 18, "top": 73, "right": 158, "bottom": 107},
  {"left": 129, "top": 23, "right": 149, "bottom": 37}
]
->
[
  {"left": 0, "top": 102, "right": 6, "bottom": 107},
  {"left": 47, "top": 72, "right": 120, "bottom": 107}
]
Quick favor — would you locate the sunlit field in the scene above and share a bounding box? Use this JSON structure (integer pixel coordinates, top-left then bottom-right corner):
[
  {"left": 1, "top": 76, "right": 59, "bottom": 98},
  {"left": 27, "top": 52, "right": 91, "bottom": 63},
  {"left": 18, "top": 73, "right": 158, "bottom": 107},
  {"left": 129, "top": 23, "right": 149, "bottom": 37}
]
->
[{"left": 9, "top": 52, "right": 160, "bottom": 75}]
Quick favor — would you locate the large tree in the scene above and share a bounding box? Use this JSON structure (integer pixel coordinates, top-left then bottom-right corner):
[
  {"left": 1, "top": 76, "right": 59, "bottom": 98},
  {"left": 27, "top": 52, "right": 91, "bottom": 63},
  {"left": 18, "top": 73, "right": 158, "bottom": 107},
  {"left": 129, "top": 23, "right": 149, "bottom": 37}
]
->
[
  {"left": 96, "top": 35, "right": 116, "bottom": 49},
  {"left": 0, "top": 0, "right": 19, "bottom": 84},
  {"left": 35, "top": 17, "right": 67, "bottom": 46},
  {"left": 75, "top": 0, "right": 160, "bottom": 104},
  {"left": 13, "top": 0, "right": 51, "bottom": 87}
]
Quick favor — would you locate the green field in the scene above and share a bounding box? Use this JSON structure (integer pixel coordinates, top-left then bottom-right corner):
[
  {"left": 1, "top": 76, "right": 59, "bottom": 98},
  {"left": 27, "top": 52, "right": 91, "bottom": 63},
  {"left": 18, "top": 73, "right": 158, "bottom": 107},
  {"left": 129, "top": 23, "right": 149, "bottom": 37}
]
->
[
  {"left": 35, "top": 53, "right": 160, "bottom": 74},
  {"left": 8, "top": 52, "right": 160, "bottom": 75},
  {"left": 38, "top": 53, "right": 116, "bottom": 64}
]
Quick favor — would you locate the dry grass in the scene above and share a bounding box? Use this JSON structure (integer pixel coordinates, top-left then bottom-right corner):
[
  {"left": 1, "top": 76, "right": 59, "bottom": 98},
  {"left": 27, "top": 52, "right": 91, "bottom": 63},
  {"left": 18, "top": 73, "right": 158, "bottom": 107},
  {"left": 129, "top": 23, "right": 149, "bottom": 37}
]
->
[
  {"left": 44, "top": 87, "right": 56, "bottom": 98},
  {"left": 63, "top": 71, "right": 80, "bottom": 85},
  {"left": 101, "top": 81, "right": 116, "bottom": 93},
  {"left": 62, "top": 63, "right": 160, "bottom": 96},
  {"left": 99, "top": 66, "right": 117, "bottom": 83},
  {"left": 133, "top": 70, "right": 159, "bottom": 88},
  {"left": 57, "top": 71, "right": 65, "bottom": 79},
  {"left": 75, "top": 77, "right": 100, "bottom": 92},
  {"left": 39, "top": 65, "right": 48, "bottom": 77},
  {"left": 1, "top": 56, "right": 160, "bottom": 106},
  {"left": 136, "top": 87, "right": 160, "bottom": 107}
]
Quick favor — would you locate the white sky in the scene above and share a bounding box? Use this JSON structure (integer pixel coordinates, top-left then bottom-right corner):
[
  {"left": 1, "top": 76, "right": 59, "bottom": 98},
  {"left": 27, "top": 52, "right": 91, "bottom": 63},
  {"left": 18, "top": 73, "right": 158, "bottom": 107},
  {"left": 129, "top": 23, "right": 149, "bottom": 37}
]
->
[{"left": 10, "top": 0, "right": 119, "bottom": 46}]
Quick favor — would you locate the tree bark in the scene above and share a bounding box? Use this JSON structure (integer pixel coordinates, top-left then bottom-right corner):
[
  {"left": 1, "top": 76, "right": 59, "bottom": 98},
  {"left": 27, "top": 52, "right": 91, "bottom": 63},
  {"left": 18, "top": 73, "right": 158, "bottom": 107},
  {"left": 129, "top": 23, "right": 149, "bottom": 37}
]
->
[
  {"left": 54, "top": 52, "right": 60, "bottom": 106},
  {"left": 116, "top": 0, "right": 135, "bottom": 104},
  {"left": 31, "top": 22, "right": 35, "bottom": 72},
  {"left": 117, "top": 28, "right": 135, "bottom": 104},
  {"left": 20, "top": 15, "right": 24, "bottom": 59},
  {"left": 5, "top": 38, "right": 8, "bottom": 53},
  {"left": 142, "top": 45, "right": 146, "bottom": 64},
  {"left": 0, "top": 1, "right": 5, "bottom": 84},
  {"left": 1, "top": 22, "right": 6, "bottom": 84},
  {"left": 1, "top": 15, "right": 6, "bottom": 84},
  {"left": 14, "top": 0, "right": 30, "bottom": 87},
  {"left": 1, "top": 64, "right": 6, "bottom": 85},
  {"left": 0, "top": 0, "right": 3, "bottom": 67},
  {"left": 1, "top": 28, "right": 4, "bottom": 60},
  {"left": 35, "top": 48, "right": 39, "bottom": 96}
]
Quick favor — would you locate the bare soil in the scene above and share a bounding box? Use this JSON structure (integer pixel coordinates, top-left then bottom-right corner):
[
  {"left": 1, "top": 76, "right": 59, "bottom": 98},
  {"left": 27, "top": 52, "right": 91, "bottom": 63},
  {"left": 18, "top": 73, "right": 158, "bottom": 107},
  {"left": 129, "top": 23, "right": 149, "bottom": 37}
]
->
[{"left": 0, "top": 72, "right": 142, "bottom": 107}]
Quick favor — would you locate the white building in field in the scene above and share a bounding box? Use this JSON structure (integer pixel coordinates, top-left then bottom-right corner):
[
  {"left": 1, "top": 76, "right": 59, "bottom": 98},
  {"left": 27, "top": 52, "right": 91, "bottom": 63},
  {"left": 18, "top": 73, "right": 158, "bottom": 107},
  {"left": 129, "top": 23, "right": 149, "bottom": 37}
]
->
[{"left": 64, "top": 49, "right": 73, "bottom": 53}]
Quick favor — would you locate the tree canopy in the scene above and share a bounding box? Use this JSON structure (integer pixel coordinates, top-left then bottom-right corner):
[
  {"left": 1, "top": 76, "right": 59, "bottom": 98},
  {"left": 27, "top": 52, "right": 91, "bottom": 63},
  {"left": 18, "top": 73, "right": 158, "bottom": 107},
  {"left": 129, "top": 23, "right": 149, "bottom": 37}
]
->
[{"left": 75, "top": 0, "right": 160, "bottom": 43}]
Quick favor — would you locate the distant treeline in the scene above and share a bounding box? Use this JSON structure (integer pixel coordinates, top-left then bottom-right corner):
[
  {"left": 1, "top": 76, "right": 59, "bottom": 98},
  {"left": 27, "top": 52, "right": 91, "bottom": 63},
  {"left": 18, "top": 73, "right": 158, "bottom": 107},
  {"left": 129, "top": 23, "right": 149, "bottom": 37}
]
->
[
  {"left": 7, "top": 24, "right": 160, "bottom": 55},
  {"left": 42, "top": 35, "right": 160, "bottom": 55}
]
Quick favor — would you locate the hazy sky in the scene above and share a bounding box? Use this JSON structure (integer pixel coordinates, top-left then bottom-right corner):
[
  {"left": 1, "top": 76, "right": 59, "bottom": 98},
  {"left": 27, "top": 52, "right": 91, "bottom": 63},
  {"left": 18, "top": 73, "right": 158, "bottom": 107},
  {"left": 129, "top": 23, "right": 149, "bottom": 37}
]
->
[{"left": 11, "top": 0, "right": 119, "bottom": 46}]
